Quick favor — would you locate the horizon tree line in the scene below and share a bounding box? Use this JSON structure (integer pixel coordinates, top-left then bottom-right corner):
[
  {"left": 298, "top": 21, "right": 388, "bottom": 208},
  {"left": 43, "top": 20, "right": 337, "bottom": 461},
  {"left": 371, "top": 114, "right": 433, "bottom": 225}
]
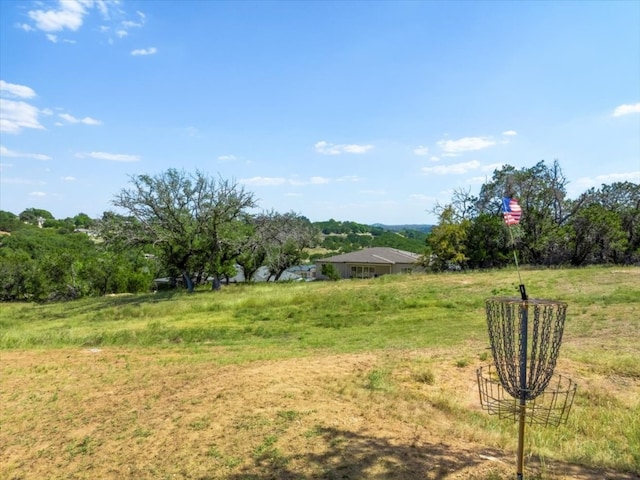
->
[{"left": 0, "top": 162, "right": 638, "bottom": 301}]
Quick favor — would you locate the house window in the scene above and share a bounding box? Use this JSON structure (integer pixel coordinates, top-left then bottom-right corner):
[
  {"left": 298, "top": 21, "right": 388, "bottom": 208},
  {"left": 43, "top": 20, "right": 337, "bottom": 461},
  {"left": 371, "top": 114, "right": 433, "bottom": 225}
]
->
[{"left": 351, "top": 265, "right": 374, "bottom": 279}]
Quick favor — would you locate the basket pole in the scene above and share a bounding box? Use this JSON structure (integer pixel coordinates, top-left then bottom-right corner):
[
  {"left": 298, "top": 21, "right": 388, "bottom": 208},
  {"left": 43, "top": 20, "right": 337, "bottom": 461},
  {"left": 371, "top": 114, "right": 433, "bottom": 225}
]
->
[{"left": 517, "top": 301, "right": 529, "bottom": 479}]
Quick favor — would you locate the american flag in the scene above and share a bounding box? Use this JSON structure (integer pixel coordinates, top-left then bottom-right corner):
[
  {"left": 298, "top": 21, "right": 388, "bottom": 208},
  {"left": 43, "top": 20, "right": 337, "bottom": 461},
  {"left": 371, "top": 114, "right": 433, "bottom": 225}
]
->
[{"left": 502, "top": 197, "right": 522, "bottom": 225}]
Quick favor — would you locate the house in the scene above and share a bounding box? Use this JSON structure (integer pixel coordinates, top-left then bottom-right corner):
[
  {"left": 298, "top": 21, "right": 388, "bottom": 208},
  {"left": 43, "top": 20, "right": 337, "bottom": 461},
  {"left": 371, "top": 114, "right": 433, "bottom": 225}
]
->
[{"left": 315, "top": 247, "right": 423, "bottom": 280}]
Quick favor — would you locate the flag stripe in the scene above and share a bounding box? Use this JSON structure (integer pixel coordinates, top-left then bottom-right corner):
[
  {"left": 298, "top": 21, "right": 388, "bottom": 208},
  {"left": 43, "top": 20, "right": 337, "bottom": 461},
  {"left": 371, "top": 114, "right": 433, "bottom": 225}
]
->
[{"left": 502, "top": 197, "right": 522, "bottom": 225}]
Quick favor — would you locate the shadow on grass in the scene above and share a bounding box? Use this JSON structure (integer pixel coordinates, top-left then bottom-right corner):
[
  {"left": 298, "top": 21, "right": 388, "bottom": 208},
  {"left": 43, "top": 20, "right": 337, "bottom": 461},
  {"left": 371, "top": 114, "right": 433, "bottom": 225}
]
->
[
  {"left": 197, "top": 426, "right": 640, "bottom": 480},
  {"left": 36, "top": 289, "right": 186, "bottom": 318},
  {"left": 216, "top": 426, "right": 507, "bottom": 480}
]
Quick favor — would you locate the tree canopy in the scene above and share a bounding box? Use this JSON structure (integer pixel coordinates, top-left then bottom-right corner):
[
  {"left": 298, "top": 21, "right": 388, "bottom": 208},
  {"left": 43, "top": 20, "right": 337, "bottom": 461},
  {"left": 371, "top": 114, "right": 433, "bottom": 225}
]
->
[
  {"left": 422, "top": 161, "right": 639, "bottom": 271},
  {"left": 107, "top": 169, "right": 257, "bottom": 292}
]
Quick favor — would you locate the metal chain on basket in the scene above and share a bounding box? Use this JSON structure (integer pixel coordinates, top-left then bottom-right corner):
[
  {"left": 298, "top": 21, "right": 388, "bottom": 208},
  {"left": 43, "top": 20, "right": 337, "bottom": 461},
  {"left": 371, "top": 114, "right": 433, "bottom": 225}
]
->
[{"left": 486, "top": 298, "right": 568, "bottom": 401}]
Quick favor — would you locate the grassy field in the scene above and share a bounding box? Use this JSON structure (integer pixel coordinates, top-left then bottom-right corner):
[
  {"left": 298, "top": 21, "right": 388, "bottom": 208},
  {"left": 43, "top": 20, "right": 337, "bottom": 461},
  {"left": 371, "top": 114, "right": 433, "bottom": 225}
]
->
[{"left": 1, "top": 266, "right": 639, "bottom": 479}]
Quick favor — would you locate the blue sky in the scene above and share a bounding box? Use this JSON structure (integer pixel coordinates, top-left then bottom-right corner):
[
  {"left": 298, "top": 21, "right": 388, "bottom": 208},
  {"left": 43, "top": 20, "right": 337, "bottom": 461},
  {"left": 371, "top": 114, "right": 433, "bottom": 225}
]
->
[{"left": 1, "top": 0, "right": 639, "bottom": 225}]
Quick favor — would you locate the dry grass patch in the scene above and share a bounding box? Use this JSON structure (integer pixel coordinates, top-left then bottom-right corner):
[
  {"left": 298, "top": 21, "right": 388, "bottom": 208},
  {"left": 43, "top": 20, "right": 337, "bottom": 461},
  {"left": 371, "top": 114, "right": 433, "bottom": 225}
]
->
[{"left": 2, "top": 345, "right": 638, "bottom": 480}]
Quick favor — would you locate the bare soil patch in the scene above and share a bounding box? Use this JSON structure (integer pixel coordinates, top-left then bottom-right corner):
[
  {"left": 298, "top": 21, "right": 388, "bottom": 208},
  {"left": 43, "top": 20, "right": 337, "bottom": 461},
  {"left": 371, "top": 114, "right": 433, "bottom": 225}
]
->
[{"left": 1, "top": 347, "right": 637, "bottom": 480}]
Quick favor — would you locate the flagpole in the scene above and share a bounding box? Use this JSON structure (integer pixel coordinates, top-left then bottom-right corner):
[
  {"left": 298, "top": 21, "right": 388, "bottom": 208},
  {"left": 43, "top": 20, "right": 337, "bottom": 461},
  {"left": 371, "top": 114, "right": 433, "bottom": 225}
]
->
[
  {"left": 502, "top": 197, "right": 527, "bottom": 302},
  {"left": 507, "top": 225, "right": 527, "bottom": 301}
]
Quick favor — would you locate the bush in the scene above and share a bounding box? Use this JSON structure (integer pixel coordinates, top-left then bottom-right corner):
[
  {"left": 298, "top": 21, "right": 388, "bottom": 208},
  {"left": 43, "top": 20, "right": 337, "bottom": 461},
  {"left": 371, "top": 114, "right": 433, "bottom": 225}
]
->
[{"left": 321, "top": 263, "right": 341, "bottom": 281}]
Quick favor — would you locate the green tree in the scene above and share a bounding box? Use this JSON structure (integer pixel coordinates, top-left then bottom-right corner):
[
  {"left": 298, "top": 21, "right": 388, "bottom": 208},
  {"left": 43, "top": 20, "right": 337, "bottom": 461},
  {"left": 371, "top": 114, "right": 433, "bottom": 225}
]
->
[
  {"left": 262, "top": 211, "right": 319, "bottom": 281},
  {"left": 592, "top": 182, "right": 640, "bottom": 263},
  {"left": 423, "top": 206, "right": 469, "bottom": 272},
  {"left": 465, "top": 213, "right": 511, "bottom": 269},
  {"left": 321, "top": 263, "right": 341, "bottom": 281},
  {"left": 72, "top": 213, "right": 94, "bottom": 229},
  {"left": 0, "top": 211, "right": 22, "bottom": 232},
  {"left": 110, "top": 169, "right": 257, "bottom": 292},
  {"left": 567, "top": 203, "right": 627, "bottom": 265},
  {"left": 19, "top": 208, "right": 54, "bottom": 226},
  {"left": 0, "top": 226, "right": 99, "bottom": 301},
  {"left": 475, "top": 160, "right": 587, "bottom": 264}
]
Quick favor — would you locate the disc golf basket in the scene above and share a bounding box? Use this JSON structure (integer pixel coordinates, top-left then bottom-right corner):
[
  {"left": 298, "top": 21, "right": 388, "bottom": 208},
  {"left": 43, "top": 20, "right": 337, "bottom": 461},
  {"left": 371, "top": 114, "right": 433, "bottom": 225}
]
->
[{"left": 477, "top": 295, "right": 577, "bottom": 480}]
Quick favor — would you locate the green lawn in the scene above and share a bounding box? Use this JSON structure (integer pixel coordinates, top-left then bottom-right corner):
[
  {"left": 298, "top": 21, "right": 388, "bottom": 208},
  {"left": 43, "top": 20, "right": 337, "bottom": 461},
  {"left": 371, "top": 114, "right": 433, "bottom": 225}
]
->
[{"left": 1, "top": 266, "right": 639, "bottom": 479}]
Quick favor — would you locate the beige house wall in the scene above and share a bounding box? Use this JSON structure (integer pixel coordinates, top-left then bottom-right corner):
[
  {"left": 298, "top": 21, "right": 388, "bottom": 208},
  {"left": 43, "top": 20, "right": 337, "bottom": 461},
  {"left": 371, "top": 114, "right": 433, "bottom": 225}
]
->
[{"left": 316, "top": 261, "right": 419, "bottom": 280}]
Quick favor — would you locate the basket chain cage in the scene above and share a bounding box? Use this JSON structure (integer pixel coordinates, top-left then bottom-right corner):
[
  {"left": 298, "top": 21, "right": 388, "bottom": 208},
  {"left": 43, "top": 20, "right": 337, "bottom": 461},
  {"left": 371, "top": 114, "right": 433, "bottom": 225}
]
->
[{"left": 485, "top": 297, "right": 568, "bottom": 401}]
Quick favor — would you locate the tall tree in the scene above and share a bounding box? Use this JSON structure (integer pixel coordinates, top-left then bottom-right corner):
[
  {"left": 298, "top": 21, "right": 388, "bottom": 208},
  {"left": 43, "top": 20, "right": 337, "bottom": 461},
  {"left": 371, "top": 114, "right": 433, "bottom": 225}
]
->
[
  {"left": 110, "top": 169, "right": 257, "bottom": 292},
  {"left": 423, "top": 206, "right": 469, "bottom": 271},
  {"left": 475, "top": 160, "right": 586, "bottom": 264},
  {"left": 260, "top": 211, "right": 319, "bottom": 281},
  {"left": 566, "top": 203, "right": 627, "bottom": 265},
  {"left": 594, "top": 182, "right": 640, "bottom": 263},
  {"left": 465, "top": 213, "right": 511, "bottom": 269}
]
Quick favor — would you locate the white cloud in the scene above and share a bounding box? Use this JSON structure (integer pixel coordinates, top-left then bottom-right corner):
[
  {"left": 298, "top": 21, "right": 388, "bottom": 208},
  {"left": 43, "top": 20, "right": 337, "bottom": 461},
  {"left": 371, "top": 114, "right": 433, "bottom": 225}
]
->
[
  {"left": 241, "top": 176, "right": 287, "bottom": 186},
  {"left": 465, "top": 176, "right": 488, "bottom": 185},
  {"left": 413, "top": 145, "right": 429, "bottom": 156},
  {"left": 0, "top": 145, "right": 51, "bottom": 160},
  {"left": 59, "top": 112, "right": 102, "bottom": 125},
  {"left": 437, "top": 137, "right": 496, "bottom": 154},
  {"left": 612, "top": 103, "right": 640, "bottom": 117},
  {"left": 572, "top": 171, "right": 640, "bottom": 195},
  {"left": 242, "top": 175, "right": 333, "bottom": 186},
  {"left": 336, "top": 175, "right": 361, "bottom": 182},
  {"left": 429, "top": 156, "right": 440, "bottom": 162},
  {"left": 359, "top": 189, "right": 386, "bottom": 195},
  {"left": 44, "top": 33, "right": 75, "bottom": 44},
  {"left": 309, "top": 176, "right": 330, "bottom": 184},
  {"left": 27, "top": 0, "right": 89, "bottom": 32},
  {"left": 0, "top": 98, "right": 45, "bottom": 134},
  {"left": 218, "top": 154, "right": 237, "bottom": 161},
  {"left": 591, "top": 171, "right": 640, "bottom": 184},
  {"left": 409, "top": 193, "right": 436, "bottom": 202},
  {"left": 94, "top": 0, "right": 110, "bottom": 17},
  {"left": 0, "top": 177, "right": 45, "bottom": 185},
  {"left": 62, "top": 176, "right": 76, "bottom": 181},
  {"left": 342, "top": 144, "right": 373, "bottom": 154},
  {"left": 421, "top": 160, "right": 481, "bottom": 175},
  {"left": 77, "top": 151, "right": 141, "bottom": 162},
  {"left": 0, "top": 80, "right": 37, "bottom": 99},
  {"left": 23, "top": 1, "right": 145, "bottom": 44},
  {"left": 122, "top": 11, "right": 146, "bottom": 30},
  {"left": 122, "top": 21, "right": 142, "bottom": 28},
  {"left": 29, "top": 191, "right": 47, "bottom": 197},
  {"left": 131, "top": 47, "right": 157, "bottom": 56},
  {"left": 481, "top": 162, "right": 505, "bottom": 172},
  {"left": 314, "top": 140, "right": 373, "bottom": 155},
  {"left": 502, "top": 130, "right": 518, "bottom": 136}
]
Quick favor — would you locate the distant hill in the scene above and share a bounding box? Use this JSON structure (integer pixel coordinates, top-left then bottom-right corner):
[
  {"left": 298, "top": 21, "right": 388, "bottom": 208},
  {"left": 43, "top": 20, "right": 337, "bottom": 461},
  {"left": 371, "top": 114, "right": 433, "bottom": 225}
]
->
[{"left": 310, "top": 220, "right": 431, "bottom": 259}]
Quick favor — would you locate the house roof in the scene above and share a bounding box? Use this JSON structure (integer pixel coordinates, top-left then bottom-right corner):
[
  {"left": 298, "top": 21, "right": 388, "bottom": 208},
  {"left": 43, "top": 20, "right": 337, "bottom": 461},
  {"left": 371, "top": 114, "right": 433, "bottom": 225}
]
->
[{"left": 317, "top": 247, "right": 421, "bottom": 264}]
